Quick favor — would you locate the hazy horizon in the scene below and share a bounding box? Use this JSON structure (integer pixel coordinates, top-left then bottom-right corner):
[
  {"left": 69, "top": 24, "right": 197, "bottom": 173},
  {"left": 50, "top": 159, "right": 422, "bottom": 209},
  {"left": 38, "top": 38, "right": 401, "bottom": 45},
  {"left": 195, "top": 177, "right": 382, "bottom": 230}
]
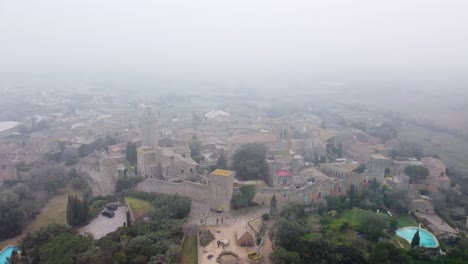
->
[{"left": 1, "top": 0, "right": 467, "bottom": 92}]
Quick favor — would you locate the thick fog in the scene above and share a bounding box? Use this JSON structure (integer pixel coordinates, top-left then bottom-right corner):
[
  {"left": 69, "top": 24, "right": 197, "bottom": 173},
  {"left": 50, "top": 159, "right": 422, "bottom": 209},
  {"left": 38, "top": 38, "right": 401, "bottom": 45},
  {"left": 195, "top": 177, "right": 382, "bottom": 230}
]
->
[{"left": 1, "top": 0, "right": 467, "bottom": 92}]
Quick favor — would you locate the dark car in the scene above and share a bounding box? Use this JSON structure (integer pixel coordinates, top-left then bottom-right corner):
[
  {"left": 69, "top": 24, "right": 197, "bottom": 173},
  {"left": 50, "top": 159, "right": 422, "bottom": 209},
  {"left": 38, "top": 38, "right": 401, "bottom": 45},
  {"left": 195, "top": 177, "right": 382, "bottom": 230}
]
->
[
  {"left": 105, "top": 203, "right": 118, "bottom": 211},
  {"left": 101, "top": 209, "right": 115, "bottom": 218}
]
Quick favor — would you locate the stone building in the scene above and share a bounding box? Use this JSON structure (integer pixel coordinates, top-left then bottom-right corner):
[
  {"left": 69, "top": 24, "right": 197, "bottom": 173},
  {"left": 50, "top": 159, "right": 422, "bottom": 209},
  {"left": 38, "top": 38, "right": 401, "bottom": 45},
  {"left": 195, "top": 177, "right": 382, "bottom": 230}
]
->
[
  {"left": 274, "top": 169, "right": 293, "bottom": 187},
  {"left": 209, "top": 169, "right": 235, "bottom": 212},
  {"left": 421, "top": 157, "right": 451, "bottom": 190},
  {"left": 290, "top": 138, "right": 326, "bottom": 161},
  {"left": 369, "top": 153, "right": 392, "bottom": 182},
  {"left": 319, "top": 162, "right": 359, "bottom": 180},
  {"left": 227, "top": 132, "right": 278, "bottom": 158},
  {"left": 140, "top": 107, "right": 159, "bottom": 148},
  {"left": 111, "top": 105, "right": 131, "bottom": 127},
  {"left": 344, "top": 142, "right": 376, "bottom": 168},
  {"left": 137, "top": 146, "right": 158, "bottom": 178},
  {"left": 137, "top": 146, "right": 197, "bottom": 181}
]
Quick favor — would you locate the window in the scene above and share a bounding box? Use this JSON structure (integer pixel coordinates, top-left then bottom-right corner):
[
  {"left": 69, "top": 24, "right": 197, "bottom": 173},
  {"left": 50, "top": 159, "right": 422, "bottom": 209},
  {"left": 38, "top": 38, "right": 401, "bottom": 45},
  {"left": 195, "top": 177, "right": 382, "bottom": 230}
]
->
[
  {"left": 190, "top": 168, "right": 193, "bottom": 173},
  {"left": 181, "top": 169, "right": 184, "bottom": 174}
]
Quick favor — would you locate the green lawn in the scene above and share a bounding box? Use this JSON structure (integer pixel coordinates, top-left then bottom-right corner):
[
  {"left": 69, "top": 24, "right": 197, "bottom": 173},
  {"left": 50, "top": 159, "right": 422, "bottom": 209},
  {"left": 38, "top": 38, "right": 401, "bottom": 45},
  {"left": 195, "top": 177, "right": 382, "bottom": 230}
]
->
[
  {"left": 179, "top": 235, "right": 198, "bottom": 264},
  {"left": 395, "top": 215, "right": 418, "bottom": 228},
  {"left": 342, "top": 208, "right": 387, "bottom": 228},
  {"left": 126, "top": 197, "right": 154, "bottom": 221}
]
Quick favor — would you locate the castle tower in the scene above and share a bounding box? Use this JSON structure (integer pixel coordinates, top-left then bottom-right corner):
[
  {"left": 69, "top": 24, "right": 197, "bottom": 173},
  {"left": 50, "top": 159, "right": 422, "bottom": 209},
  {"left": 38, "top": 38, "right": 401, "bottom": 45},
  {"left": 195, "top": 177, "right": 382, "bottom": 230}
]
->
[
  {"left": 209, "top": 169, "right": 235, "bottom": 212},
  {"left": 140, "top": 107, "right": 159, "bottom": 148}
]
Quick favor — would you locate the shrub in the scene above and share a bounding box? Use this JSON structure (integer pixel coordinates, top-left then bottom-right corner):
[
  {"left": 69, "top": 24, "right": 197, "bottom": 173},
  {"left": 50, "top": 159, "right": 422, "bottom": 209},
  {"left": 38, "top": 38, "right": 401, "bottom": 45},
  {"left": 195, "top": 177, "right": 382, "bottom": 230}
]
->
[{"left": 262, "top": 213, "right": 270, "bottom": 221}]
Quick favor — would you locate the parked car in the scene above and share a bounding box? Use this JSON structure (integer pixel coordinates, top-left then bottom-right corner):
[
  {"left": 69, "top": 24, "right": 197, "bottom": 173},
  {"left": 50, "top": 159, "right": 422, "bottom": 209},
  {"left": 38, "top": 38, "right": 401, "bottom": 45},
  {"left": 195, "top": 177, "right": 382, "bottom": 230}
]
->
[
  {"left": 101, "top": 209, "right": 115, "bottom": 218},
  {"left": 105, "top": 203, "right": 118, "bottom": 211}
]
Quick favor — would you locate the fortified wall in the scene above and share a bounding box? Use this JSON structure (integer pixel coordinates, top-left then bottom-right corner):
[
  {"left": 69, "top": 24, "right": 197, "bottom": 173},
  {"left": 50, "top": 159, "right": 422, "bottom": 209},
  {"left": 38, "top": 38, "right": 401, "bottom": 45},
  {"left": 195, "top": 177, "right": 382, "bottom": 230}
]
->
[
  {"left": 136, "top": 169, "right": 368, "bottom": 210},
  {"left": 136, "top": 178, "right": 209, "bottom": 202}
]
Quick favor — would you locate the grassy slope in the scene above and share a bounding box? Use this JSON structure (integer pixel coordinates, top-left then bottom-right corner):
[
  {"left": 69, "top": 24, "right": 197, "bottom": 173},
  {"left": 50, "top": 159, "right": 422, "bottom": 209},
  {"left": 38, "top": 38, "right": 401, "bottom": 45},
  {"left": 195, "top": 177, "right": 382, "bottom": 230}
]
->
[
  {"left": 179, "top": 235, "right": 198, "bottom": 264},
  {"left": 0, "top": 188, "right": 82, "bottom": 249},
  {"left": 342, "top": 208, "right": 387, "bottom": 228}
]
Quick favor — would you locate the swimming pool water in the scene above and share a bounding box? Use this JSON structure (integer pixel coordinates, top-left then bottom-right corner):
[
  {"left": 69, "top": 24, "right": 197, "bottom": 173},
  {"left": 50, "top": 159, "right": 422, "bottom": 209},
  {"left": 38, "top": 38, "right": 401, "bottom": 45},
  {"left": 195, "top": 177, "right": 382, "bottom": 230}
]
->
[
  {"left": 0, "top": 246, "right": 19, "bottom": 264},
  {"left": 396, "top": 227, "right": 438, "bottom": 248}
]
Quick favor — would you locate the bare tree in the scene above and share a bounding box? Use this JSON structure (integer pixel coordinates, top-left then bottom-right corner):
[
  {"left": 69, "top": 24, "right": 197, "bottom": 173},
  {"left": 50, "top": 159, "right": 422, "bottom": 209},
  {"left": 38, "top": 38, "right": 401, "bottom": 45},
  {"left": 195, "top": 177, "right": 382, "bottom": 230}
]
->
[{"left": 199, "top": 207, "right": 210, "bottom": 230}]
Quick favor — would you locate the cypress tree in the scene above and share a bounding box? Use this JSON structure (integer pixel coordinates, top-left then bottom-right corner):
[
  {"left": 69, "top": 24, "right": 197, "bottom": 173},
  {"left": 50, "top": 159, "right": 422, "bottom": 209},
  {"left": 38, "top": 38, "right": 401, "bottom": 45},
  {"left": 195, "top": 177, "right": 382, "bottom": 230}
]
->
[
  {"left": 270, "top": 195, "right": 278, "bottom": 216},
  {"left": 66, "top": 195, "right": 72, "bottom": 226},
  {"left": 411, "top": 230, "right": 420, "bottom": 248},
  {"left": 126, "top": 210, "right": 132, "bottom": 227}
]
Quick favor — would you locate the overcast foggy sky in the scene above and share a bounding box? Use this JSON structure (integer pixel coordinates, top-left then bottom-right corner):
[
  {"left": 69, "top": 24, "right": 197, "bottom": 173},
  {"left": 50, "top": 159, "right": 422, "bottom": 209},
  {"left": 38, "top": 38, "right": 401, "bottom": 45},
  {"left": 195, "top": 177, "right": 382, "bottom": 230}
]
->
[{"left": 1, "top": 0, "right": 467, "bottom": 91}]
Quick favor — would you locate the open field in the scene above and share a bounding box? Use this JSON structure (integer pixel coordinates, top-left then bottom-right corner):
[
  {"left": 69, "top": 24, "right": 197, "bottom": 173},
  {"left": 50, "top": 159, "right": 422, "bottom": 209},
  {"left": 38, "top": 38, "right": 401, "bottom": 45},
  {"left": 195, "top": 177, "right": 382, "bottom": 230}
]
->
[
  {"left": 398, "top": 124, "right": 468, "bottom": 173},
  {"left": 180, "top": 235, "right": 198, "bottom": 264},
  {"left": 0, "top": 188, "right": 82, "bottom": 249},
  {"left": 127, "top": 197, "right": 154, "bottom": 221}
]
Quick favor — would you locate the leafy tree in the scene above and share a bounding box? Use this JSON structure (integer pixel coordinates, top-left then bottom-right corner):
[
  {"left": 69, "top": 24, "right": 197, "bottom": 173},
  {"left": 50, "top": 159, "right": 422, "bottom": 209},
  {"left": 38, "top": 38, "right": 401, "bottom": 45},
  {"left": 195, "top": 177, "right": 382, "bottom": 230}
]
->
[
  {"left": 271, "top": 248, "right": 301, "bottom": 264},
  {"left": 275, "top": 218, "right": 308, "bottom": 252},
  {"left": 21, "top": 193, "right": 191, "bottom": 264},
  {"left": 188, "top": 135, "right": 203, "bottom": 163},
  {"left": 358, "top": 214, "right": 387, "bottom": 242},
  {"left": 388, "top": 217, "right": 398, "bottom": 236},
  {"left": 240, "top": 185, "right": 256, "bottom": 203},
  {"left": 354, "top": 164, "right": 366, "bottom": 173},
  {"left": 231, "top": 144, "right": 269, "bottom": 181},
  {"left": 384, "top": 188, "right": 411, "bottom": 213},
  {"left": 369, "top": 242, "right": 412, "bottom": 264},
  {"left": 231, "top": 185, "right": 256, "bottom": 209},
  {"left": 126, "top": 142, "right": 137, "bottom": 166},
  {"left": 299, "top": 239, "right": 366, "bottom": 264},
  {"left": 411, "top": 229, "right": 420, "bottom": 248},
  {"left": 216, "top": 149, "right": 227, "bottom": 169},
  {"left": 404, "top": 165, "right": 429, "bottom": 184},
  {"left": 37, "top": 232, "right": 93, "bottom": 264}
]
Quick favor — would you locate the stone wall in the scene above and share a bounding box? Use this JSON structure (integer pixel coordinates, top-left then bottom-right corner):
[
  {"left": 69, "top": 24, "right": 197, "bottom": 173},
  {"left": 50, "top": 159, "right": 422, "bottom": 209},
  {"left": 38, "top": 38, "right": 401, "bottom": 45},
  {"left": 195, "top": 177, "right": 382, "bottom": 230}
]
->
[
  {"left": 136, "top": 179, "right": 209, "bottom": 202},
  {"left": 137, "top": 172, "right": 368, "bottom": 210}
]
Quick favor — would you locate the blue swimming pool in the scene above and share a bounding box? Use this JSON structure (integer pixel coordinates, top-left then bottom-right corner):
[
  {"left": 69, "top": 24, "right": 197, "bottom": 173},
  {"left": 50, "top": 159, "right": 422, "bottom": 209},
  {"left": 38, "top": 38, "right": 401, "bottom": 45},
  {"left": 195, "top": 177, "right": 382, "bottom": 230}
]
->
[
  {"left": 396, "top": 227, "right": 439, "bottom": 248},
  {"left": 0, "top": 246, "right": 19, "bottom": 264}
]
